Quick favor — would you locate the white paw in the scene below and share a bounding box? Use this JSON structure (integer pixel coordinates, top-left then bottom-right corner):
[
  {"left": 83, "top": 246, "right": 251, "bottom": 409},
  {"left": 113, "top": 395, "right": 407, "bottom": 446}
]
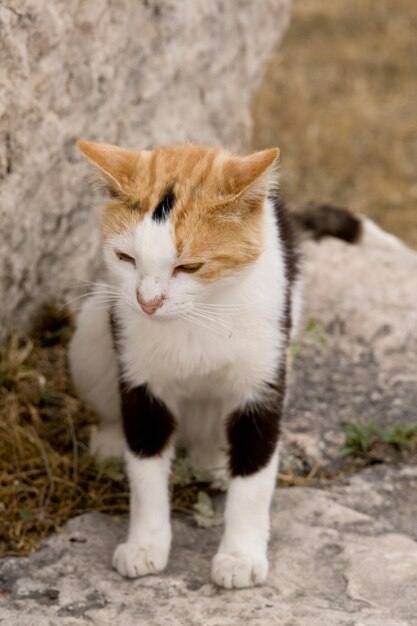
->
[
  {"left": 90, "top": 424, "right": 125, "bottom": 462},
  {"left": 211, "top": 552, "right": 268, "bottom": 589},
  {"left": 112, "top": 541, "right": 170, "bottom": 579}
]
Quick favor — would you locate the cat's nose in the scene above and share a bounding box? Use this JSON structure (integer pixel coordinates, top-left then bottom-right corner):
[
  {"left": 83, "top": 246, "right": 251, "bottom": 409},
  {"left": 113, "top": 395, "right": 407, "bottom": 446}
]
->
[{"left": 136, "top": 291, "right": 165, "bottom": 315}]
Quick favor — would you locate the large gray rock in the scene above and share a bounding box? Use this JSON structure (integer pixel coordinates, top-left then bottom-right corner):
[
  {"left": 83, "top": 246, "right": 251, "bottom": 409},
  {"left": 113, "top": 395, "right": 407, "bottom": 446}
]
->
[
  {"left": 0, "top": 0, "right": 290, "bottom": 332},
  {"left": 1, "top": 465, "right": 416, "bottom": 625}
]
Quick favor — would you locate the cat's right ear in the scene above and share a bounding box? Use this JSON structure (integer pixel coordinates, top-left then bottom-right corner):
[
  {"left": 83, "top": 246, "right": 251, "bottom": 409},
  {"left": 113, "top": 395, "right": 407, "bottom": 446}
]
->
[{"left": 77, "top": 140, "right": 139, "bottom": 198}]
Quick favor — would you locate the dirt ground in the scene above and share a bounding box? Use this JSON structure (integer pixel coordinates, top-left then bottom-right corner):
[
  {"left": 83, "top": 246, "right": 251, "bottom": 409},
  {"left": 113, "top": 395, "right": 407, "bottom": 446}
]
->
[{"left": 252, "top": 0, "right": 417, "bottom": 248}]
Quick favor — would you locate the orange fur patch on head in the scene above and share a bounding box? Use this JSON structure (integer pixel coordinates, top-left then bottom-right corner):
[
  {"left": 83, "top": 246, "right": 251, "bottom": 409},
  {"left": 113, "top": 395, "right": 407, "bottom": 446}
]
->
[
  {"left": 173, "top": 147, "right": 280, "bottom": 280},
  {"left": 175, "top": 195, "right": 265, "bottom": 281},
  {"left": 78, "top": 141, "right": 279, "bottom": 276}
]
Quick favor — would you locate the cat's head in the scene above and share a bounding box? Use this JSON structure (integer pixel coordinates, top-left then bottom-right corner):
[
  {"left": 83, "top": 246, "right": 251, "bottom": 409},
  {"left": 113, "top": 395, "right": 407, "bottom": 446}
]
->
[{"left": 78, "top": 141, "right": 279, "bottom": 319}]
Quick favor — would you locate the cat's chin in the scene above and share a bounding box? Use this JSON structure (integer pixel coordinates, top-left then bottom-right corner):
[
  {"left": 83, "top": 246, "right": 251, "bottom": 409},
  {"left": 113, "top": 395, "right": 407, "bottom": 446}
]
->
[
  {"left": 137, "top": 309, "right": 183, "bottom": 322},
  {"left": 124, "top": 301, "right": 175, "bottom": 320}
]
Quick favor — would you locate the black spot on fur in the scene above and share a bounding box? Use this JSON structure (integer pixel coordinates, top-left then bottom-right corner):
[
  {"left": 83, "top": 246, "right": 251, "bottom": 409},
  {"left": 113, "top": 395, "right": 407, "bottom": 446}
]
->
[
  {"left": 226, "top": 366, "right": 286, "bottom": 477},
  {"left": 119, "top": 381, "right": 176, "bottom": 457},
  {"left": 292, "top": 201, "right": 363, "bottom": 243},
  {"left": 153, "top": 186, "right": 175, "bottom": 222},
  {"left": 109, "top": 312, "right": 176, "bottom": 457},
  {"left": 272, "top": 195, "right": 300, "bottom": 286},
  {"left": 270, "top": 194, "right": 300, "bottom": 337}
]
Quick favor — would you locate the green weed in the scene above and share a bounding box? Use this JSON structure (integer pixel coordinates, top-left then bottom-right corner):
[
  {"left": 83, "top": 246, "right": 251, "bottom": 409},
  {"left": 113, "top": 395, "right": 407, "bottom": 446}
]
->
[
  {"left": 305, "top": 318, "right": 327, "bottom": 344},
  {"left": 341, "top": 419, "right": 417, "bottom": 456}
]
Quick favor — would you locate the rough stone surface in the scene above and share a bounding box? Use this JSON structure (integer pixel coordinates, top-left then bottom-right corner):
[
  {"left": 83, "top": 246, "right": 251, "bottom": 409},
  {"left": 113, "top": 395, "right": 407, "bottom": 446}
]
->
[
  {"left": 0, "top": 0, "right": 290, "bottom": 332},
  {"left": 1, "top": 465, "right": 416, "bottom": 625},
  {"left": 285, "top": 237, "right": 417, "bottom": 465}
]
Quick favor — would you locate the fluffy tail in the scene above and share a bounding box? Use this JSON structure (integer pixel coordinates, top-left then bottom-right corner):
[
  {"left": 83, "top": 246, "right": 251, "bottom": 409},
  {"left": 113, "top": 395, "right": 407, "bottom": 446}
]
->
[{"left": 292, "top": 201, "right": 406, "bottom": 250}]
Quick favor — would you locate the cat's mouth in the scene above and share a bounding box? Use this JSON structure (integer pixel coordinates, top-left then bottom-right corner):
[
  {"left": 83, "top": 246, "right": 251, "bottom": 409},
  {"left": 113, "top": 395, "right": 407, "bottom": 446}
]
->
[{"left": 136, "top": 305, "right": 184, "bottom": 321}]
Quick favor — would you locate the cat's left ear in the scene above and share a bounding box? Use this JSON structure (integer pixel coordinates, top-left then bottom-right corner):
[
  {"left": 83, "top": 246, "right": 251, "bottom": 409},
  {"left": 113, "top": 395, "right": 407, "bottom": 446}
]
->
[
  {"left": 77, "top": 140, "right": 139, "bottom": 197},
  {"left": 223, "top": 148, "right": 280, "bottom": 209}
]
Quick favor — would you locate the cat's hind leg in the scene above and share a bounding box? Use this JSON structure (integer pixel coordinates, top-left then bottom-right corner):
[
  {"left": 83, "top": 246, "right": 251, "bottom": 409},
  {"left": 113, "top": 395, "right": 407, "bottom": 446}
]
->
[
  {"left": 181, "top": 399, "right": 229, "bottom": 487},
  {"left": 69, "top": 296, "right": 124, "bottom": 461}
]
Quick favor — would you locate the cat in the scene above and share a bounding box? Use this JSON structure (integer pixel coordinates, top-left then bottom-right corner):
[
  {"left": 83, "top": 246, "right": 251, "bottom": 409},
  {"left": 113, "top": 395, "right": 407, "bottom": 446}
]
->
[
  {"left": 69, "top": 139, "right": 298, "bottom": 589},
  {"left": 70, "top": 139, "right": 398, "bottom": 589}
]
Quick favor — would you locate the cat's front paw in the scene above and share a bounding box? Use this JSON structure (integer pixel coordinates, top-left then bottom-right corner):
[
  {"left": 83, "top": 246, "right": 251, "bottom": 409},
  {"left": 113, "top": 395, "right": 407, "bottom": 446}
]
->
[
  {"left": 112, "top": 541, "right": 169, "bottom": 579},
  {"left": 211, "top": 552, "right": 268, "bottom": 589}
]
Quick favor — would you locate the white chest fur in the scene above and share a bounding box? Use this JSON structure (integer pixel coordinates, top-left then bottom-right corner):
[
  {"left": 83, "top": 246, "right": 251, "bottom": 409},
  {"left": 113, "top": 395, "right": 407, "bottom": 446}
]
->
[{"left": 115, "top": 199, "right": 289, "bottom": 410}]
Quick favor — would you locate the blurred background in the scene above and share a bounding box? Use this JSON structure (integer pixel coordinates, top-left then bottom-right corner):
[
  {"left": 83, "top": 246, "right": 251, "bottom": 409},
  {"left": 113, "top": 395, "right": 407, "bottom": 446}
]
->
[{"left": 253, "top": 0, "right": 417, "bottom": 248}]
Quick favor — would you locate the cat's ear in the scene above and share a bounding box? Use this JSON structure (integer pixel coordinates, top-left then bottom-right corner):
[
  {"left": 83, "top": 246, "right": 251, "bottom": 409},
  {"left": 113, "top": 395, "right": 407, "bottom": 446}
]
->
[
  {"left": 224, "top": 148, "right": 280, "bottom": 206},
  {"left": 77, "top": 140, "right": 139, "bottom": 197}
]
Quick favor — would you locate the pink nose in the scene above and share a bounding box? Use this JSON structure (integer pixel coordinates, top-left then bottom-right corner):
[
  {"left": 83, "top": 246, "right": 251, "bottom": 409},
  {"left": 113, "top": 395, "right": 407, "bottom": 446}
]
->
[{"left": 136, "top": 291, "right": 165, "bottom": 315}]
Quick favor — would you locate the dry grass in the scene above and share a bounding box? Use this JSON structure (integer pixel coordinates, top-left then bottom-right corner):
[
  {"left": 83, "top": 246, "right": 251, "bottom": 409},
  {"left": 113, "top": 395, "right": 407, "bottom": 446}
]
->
[
  {"left": 253, "top": 0, "right": 417, "bottom": 248},
  {"left": 0, "top": 312, "right": 125, "bottom": 557}
]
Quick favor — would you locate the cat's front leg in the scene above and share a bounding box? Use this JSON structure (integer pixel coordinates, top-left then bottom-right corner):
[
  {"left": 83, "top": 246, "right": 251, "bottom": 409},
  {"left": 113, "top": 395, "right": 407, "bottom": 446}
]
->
[
  {"left": 112, "top": 383, "right": 176, "bottom": 579},
  {"left": 212, "top": 371, "right": 285, "bottom": 589},
  {"left": 113, "top": 446, "right": 174, "bottom": 578},
  {"left": 212, "top": 451, "right": 279, "bottom": 588}
]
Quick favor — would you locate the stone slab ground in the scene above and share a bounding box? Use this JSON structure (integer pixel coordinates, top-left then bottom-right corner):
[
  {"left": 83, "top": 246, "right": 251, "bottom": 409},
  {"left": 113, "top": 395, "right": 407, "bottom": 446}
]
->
[{"left": 1, "top": 464, "right": 416, "bottom": 626}]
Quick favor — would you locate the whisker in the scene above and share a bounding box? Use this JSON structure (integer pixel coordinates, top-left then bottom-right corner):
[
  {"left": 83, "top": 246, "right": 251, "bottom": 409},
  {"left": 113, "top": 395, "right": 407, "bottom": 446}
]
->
[
  {"left": 193, "top": 305, "right": 250, "bottom": 333},
  {"left": 188, "top": 309, "right": 233, "bottom": 337},
  {"left": 180, "top": 313, "right": 211, "bottom": 332},
  {"left": 77, "top": 279, "right": 118, "bottom": 288},
  {"left": 191, "top": 306, "right": 232, "bottom": 324},
  {"left": 78, "top": 304, "right": 114, "bottom": 312},
  {"left": 73, "top": 281, "right": 123, "bottom": 294},
  {"left": 193, "top": 304, "right": 247, "bottom": 314},
  {"left": 193, "top": 302, "right": 249, "bottom": 309},
  {"left": 77, "top": 296, "right": 132, "bottom": 313},
  {"left": 191, "top": 309, "right": 231, "bottom": 330},
  {"left": 63, "top": 291, "right": 121, "bottom": 307},
  {"left": 181, "top": 313, "right": 227, "bottom": 338}
]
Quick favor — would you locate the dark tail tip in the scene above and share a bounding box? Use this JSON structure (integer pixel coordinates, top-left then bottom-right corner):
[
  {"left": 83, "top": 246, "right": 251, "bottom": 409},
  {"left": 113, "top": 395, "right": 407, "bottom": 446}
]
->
[{"left": 292, "top": 202, "right": 363, "bottom": 244}]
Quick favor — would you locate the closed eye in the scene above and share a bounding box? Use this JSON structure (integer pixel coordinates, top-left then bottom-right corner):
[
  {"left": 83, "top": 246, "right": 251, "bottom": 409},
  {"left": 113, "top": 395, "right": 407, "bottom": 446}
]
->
[
  {"left": 175, "top": 262, "right": 204, "bottom": 274},
  {"left": 116, "top": 250, "right": 136, "bottom": 266}
]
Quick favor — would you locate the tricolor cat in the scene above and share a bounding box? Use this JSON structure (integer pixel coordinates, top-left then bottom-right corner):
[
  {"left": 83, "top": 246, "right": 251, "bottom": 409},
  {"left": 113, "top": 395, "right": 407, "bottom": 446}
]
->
[{"left": 70, "top": 140, "right": 361, "bottom": 589}]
